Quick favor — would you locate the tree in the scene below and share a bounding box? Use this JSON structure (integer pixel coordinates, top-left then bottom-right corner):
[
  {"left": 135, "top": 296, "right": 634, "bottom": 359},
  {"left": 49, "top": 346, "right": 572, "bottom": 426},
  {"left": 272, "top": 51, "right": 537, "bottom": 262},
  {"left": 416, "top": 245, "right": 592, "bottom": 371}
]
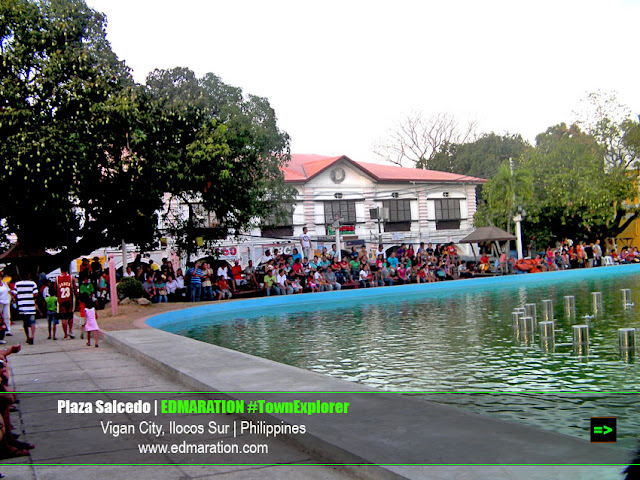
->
[
  {"left": 0, "top": 0, "right": 162, "bottom": 263},
  {"left": 141, "top": 68, "right": 296, "bottom": 260},
  {"left": 474, "top": 159, "right": 533, "bottom": 235},
  {"left": 0, "top": 1, "right": 295, "bottom": 266},
  {"left": 429, "top": 132, "right": 532, "bottom": 179},
  {"left": 373, "top": 111, "right": 477, "bottom": 168},
  {"left": 521, "top": 124, "right": 637, "bottom": 245}
]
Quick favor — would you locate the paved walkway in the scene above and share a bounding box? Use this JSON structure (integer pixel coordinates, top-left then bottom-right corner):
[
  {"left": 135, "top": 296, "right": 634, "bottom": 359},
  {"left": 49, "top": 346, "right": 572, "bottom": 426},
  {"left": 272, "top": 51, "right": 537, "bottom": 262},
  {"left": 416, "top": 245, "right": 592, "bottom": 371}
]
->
[
  {"left": 0, "top": 320, "right": 355, "bottom": 480},
  {"left": 0, "top": 319, "right": 631, "bottom": 480}
]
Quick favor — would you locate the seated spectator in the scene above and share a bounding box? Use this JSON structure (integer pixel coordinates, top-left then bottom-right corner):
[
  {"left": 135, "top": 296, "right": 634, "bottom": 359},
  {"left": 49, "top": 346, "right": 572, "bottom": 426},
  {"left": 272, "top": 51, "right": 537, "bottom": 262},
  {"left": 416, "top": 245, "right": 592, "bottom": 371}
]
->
[
  {"left": 375, "top": 244, "right": 386, "bottom": 259},
  {"left": 155, "top": 274, "right": 168, "bottom": 303},
  {"left": 406, "top": 244, "right": 415, "bottom": 260},
  {"left": 276, "top": 269, "right": 293, "bottom": 295},
  {"left": 314, "top": 268, "right": 330, "bottom": 292},
  {"left": 380, "top": 263, "right": 394, "bottom": 286},
  {"left": 244, "top": 260, "right": 260, "bottom": 289},
  {"left": 142, "top": 276, "right": 155, "bottom": 302},
  {"left": 349, "top": 256, "right": 360, "bottom": 280},
  {"left": 166, "top": 275, "right": 179, "bottom": 302},
  {"left": 328, "top": 244, "right": 340, "bottom": 259},
  {"left": 479, "top": 253, "right": 491, "bottom": 273},
  {"left": 218, "top": 277, "right": 232, "bottom": 300},
  {"left": 307, "top": 270, "right": 318, "bottom": 293},
  {"left": 0, "top": 344, "right": 35, "bottom": 458},
  {"left": 231, "top": 260, "right": 247, "bottom": 289},
  {"left": 262, "top": 249, "right": 274, "bottom": 264},
  {"left": 339, "top": 257, "right": 352, "bottom": 283},
  {"left": 291, "top": 258, "right": 306, "bottom": 285},
  {"left": 175, "top": 269, "right": 187, "bottom": 300},
  {"left": 264, "top": 267, "right": 280, "bottom": 296},
  {"left": 396, "top": 264, "right": 408, "bottom": 284},
  {"left": 395, "top": 243, "right": 406, "bottom": 258},
  {"left": 359, "top": 264, "right": 372, "bottom": 288},
  {"left": 387, "top": 251, "right": 400, "bottom": 269},
  {"left": 324, "top": 266, "right": 342, "bottom": 291},
  {"left": 123, "top": 266, "right": 135, "bottom": 278},
  {"left": 291, "top": 248, "right": 303, "bottom": 262}
]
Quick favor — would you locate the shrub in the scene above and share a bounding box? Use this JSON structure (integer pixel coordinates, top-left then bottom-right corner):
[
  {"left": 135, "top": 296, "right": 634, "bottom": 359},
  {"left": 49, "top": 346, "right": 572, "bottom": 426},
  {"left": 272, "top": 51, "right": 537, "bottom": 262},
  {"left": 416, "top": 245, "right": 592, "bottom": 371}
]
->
[{"left": 117, "top": 277, "right": 144, "bottom": 299}]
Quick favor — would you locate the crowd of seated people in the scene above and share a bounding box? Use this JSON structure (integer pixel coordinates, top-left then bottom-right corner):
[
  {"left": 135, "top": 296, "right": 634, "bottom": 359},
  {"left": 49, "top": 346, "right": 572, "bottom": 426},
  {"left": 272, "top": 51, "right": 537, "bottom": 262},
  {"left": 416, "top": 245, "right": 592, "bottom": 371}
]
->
[
  {"left": 256, "top": 242, "right": 481, "bottom": 296},
  {"left": 0, "top": 344, "right": 34, "bottom": 461},
  {"left": 513, "top": 238, "right": 626, "bottom": 273},
  {"left": 132, "top": 238, "right": 638, "bottom": 303}
]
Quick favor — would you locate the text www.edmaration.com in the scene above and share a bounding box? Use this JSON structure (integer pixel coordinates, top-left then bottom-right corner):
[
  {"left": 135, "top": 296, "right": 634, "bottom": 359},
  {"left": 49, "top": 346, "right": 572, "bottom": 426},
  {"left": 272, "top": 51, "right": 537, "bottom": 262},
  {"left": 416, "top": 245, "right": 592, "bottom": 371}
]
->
[{"left": 138, "top": 440, "right": 269, "bottom": 455}]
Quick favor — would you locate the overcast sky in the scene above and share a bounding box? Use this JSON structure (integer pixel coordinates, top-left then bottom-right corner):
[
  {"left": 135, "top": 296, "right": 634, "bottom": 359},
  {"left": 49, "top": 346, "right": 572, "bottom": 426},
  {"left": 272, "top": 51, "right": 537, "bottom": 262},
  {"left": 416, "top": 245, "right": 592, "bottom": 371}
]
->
[{"left": 86, "top": 0, "right": 640, "bottom": 163}]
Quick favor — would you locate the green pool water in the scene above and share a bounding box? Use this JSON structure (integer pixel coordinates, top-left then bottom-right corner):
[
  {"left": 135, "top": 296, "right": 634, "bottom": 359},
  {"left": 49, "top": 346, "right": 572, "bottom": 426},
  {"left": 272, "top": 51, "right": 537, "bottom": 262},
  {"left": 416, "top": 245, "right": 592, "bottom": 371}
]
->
[{"left": 166, "top": 268, "right": 640, "bottom": 447}]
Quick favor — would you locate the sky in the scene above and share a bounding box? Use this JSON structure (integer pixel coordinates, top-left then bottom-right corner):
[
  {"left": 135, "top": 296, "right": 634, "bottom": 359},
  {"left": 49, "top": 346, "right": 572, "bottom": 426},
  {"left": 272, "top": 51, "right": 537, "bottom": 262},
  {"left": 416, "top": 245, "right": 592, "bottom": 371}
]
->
[{"left": 86, "top": 0, "right": 640, "bottom": 163}]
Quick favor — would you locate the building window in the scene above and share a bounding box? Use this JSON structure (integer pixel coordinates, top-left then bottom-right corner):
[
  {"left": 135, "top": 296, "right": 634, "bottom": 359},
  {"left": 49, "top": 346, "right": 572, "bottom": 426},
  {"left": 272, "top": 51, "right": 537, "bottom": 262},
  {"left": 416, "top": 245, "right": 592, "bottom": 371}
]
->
[
  {"left": 434, "top": 198, "right": 461, "bottom": 230},
  {"left": 261, "top": 205, "right": 294, "bottom": 238},
  {"left": 382, "top": 199, "right": 411, "bottom": 232},
  {"left": 324, "top": 200, "right": 357, "bottom": 225}
]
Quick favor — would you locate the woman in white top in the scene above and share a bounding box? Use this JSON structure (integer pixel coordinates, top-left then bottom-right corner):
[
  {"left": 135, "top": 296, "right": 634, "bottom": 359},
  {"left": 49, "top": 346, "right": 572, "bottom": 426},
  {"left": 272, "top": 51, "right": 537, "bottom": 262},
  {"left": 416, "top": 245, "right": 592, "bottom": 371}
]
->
[
  {"left": 123, "top": 266, "right": 135, "bottom": 277},
  {"left": 359, "top": 264, "right": 371, "bottom": 288},
  {"left": 0, "top": 279, "right": 12, "bottom": 334}
]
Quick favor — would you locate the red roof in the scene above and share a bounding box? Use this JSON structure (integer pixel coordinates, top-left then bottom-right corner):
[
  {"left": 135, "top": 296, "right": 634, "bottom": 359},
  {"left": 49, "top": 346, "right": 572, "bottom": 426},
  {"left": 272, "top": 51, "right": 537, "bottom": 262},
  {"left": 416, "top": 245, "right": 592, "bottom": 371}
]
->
[{"left": 283, "top": 154, "right": 486, "bottom": 184}]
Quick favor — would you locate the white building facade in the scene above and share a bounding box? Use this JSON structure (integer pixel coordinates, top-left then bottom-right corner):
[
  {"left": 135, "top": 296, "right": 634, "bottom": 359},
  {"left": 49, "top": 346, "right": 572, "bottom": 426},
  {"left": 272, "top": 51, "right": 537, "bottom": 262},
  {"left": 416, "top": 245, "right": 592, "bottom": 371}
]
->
[{"left": 276, "top": 154, "right": 485, "bottom": 255}]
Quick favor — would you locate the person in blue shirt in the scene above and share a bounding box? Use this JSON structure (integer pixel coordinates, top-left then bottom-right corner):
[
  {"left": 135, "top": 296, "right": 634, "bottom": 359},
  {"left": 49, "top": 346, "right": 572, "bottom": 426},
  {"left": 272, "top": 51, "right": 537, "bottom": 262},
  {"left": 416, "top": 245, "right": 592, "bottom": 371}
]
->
[
  {"left": 291, "top": 248, "right": 303, "bottom": 262},
  {"left": 387, "top": 251, "right": 400, "bottom": 269}
]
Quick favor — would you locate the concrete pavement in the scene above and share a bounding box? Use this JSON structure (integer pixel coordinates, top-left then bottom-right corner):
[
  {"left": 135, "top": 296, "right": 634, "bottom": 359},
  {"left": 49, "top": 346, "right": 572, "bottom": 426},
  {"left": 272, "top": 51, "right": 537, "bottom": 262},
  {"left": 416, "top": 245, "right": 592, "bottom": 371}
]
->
[{"left": 0, "top": 320, "right": 355, "bottom": 480}]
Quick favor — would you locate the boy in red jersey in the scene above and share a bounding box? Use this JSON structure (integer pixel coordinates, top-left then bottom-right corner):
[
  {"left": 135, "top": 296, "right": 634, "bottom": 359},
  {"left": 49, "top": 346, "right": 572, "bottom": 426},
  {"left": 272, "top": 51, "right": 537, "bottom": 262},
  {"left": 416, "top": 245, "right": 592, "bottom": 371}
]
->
[{"left": 56, "top": 265, "right": 77, "bottom": 339}]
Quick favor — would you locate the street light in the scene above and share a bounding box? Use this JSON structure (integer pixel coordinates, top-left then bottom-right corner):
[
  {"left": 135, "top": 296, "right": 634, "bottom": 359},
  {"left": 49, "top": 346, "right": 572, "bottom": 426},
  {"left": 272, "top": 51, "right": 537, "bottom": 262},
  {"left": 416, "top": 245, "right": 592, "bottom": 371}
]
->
[{"left": 513, "top": 205, "right": 526, "bottom": 260}]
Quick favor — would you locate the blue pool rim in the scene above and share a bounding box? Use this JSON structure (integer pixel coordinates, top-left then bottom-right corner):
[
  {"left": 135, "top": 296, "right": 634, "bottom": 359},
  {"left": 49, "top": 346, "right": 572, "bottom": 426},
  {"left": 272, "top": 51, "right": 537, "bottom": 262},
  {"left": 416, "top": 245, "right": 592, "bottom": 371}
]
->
[{"left": 146, "top": 264, "right": 640, "bottom": 329}]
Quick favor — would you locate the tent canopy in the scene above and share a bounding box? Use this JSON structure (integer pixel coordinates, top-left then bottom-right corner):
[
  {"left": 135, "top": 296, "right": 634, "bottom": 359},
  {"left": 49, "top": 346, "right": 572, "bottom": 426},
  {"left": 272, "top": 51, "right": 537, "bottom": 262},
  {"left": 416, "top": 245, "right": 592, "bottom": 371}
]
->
[{"left": 459, "top": 226, "right": 516, "bottom": 244}]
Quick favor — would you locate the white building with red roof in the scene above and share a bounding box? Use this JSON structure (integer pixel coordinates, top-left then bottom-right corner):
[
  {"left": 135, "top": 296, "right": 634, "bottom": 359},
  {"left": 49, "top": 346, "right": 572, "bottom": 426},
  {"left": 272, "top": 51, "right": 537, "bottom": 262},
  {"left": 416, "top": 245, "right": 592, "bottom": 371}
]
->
[{"left": 271, "top": 154, "right": 485, "bottom": 254}]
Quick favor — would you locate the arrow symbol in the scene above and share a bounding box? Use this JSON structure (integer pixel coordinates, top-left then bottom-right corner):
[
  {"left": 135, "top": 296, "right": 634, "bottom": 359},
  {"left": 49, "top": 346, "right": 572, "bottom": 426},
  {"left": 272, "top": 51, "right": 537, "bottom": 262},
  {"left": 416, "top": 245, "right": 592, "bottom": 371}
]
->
[{"left": 594, "top": 426, "right": 613, "bottom": 435}]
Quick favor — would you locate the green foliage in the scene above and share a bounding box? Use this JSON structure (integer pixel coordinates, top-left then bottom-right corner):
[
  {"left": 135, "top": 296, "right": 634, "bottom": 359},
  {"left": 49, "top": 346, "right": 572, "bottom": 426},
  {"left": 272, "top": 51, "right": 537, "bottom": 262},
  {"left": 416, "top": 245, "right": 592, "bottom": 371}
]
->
[
  {"left": 430, "top": 133, "right": 532, "bottom": 179},
  {"left": 0, "top": 0, "right": 161, "bottom": 260},
  {"left": 476, "top": 122, "right": 639, "bottom": 246},
  {"left": 0, "top": 1, "right": 294, "bottom": 264},
  {"left": 142, "top": 67, "right": 296, "bottom": 259},
  {"left": 116, "top": 276, "right": 144, "bottom": 299},
  {"left": 474, "top": 160, "right": 533, "bottom": 234}
]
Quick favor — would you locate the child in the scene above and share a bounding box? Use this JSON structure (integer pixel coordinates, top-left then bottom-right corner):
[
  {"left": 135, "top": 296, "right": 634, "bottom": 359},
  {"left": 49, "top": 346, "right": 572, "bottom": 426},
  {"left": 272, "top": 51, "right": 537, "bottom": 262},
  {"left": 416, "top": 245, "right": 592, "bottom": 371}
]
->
[
  {"left": 77, "top": 294, "right": 87, "bottom": 340},
  {"left": 83, "top": 298, "right": 100, "bottom": 347},
  {"left": 45, "top": 286, "right": 58, "bottom": 340},
  {"left": 218, "top": 277, "right": 232, "bottom": 300}
]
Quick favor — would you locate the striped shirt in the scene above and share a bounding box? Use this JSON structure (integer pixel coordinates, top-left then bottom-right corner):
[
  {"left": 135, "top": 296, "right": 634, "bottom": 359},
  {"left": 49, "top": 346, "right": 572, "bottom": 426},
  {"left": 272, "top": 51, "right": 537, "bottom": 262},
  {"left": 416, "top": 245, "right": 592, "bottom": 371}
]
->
[{"left": 13, "top": 280, "right": 38, "bottom": 315}]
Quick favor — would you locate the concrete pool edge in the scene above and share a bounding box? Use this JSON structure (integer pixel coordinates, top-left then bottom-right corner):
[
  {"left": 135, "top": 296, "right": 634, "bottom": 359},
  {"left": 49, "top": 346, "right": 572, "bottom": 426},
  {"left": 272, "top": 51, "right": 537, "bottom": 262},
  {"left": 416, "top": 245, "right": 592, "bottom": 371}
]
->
[
  {"left": 145, "top": 263, "right": 640, "bottom": 328},
  {"left": 104, "top": 328, "right": 630, "bottom": 480}
]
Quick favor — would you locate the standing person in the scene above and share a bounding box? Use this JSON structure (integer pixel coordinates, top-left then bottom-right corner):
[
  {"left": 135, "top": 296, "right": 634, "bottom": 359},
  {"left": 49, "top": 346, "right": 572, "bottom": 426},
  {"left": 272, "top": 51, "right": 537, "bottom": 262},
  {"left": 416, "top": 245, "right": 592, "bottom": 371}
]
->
[
  {"left": 13, "top": 273, "right": 38, "bottom": 345},
  {"left": 593, "top": 239, "right": 603, "bottom": 267},
  {"left": 200, "top": 263, "right": 213, "bottom": 301},
  {"left": 83, "top": 298, "right": 101, "bottom": 347},
  {"left": 45, "top": 286, "right": 58, "bottom": 340},
  {"left": 190, "top": 261, "right": 203, "bottom": 302},
  {"left": 299, "top": 227, "right": 313, "bottom": 262},
  {"left": 0, "top": 277, "right": 12, "bottom": 336},
  {"left": 527, "top": 236, "right": 536, "bottom": 259},
  {"left": 56, "top": 265, "right": 77, "bottom": 339}
]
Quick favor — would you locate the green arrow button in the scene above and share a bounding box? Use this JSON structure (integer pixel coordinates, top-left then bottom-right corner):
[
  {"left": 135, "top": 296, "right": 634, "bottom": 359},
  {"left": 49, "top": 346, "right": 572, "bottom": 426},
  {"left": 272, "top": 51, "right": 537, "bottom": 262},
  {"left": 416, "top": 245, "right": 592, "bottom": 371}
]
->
[{"left": 594, "top": 426, "right": 612, "bottom": 435}]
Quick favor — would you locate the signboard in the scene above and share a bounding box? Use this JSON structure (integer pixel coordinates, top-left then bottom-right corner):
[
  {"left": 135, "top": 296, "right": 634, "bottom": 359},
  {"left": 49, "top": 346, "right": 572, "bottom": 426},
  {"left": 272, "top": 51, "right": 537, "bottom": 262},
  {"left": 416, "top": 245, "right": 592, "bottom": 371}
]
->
[
  {"left": 260, "top": 243, "right": 297, "bottom": 257},
  {"left": 214, "top": 246, "right": 238, "bottom": 260},
  {"left": 391, "top": 233, "right": 405, "bottom": 241},
  {"left": 327, "top": 225, "right": 356, "bottom": 235}
]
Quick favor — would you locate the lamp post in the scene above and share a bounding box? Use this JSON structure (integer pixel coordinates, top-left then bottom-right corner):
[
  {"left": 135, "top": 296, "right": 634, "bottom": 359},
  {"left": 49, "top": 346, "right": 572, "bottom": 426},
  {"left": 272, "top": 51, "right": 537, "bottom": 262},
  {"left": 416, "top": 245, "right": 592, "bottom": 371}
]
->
[{"left": 513, "top": 206, "right": 526, "bottom": 260}]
